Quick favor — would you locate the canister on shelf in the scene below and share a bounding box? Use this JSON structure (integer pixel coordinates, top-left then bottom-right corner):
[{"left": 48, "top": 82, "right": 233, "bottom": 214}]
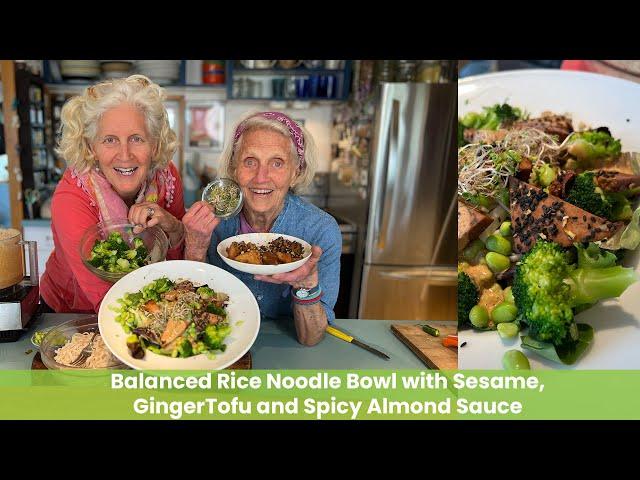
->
[
  {"left": 202, "top": 60, "right": 225, "bottom": 84},
  {"left": 376, "top": 60, "right": 396, "bottom": 82}
]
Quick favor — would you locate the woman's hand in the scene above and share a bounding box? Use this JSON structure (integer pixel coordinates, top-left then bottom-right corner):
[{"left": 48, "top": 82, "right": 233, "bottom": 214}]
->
[
  {"left": 183, "top": 201, "right": 220, "bottom": 261},
  {"left": 254, "top": 246, "right": 322, "bottom": 289},
  {"left": 128, "top": 202, "right": 184, "bottom": 246}
]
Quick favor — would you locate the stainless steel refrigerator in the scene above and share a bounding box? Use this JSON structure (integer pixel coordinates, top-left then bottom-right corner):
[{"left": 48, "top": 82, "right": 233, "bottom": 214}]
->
[{"left": 357, "top": 82, "right": 458, "bottom": 320}]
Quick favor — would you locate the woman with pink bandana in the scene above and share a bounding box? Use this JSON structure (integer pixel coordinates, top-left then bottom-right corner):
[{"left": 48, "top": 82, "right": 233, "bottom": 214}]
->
[
  {"left": 40, "top": 75, "right": 186, "bottom": 313},
  {"left": 183, "top": 111, "right": 342, "bottom": 346}
]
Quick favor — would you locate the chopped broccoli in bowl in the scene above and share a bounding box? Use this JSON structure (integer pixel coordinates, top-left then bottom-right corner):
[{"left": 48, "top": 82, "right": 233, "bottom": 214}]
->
[
  {"left": 79, "top": 221, "right": 169, "bottom": 282},
  {"left": 88, "top": 231, "right": 149, "bottom": 273}
]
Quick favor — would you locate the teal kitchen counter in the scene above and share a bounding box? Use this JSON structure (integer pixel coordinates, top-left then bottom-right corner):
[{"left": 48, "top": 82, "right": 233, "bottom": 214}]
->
[{"left": 0, "top": 314, "right": 456, "bottom": 369}]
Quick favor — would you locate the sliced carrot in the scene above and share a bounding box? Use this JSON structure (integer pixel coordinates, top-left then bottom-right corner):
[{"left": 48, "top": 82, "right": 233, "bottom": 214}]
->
[{"left": 442, "top": 335, "right": 458, "bottom": 348}]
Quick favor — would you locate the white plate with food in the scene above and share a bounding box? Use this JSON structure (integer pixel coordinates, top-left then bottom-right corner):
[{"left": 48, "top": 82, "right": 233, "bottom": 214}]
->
[
  {"left": 458, "top": 69, "right": 640, "bottom": 370},
  {"left": 98, "top": 260, "right": 260, "bottom": 370},
  {"left": 217, "top": 233, "right": 312, "bottom": 275}
]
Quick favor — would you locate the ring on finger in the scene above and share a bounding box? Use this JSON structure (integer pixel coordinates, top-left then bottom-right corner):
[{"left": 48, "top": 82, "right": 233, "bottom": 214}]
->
[{"left": 147, "top": 207, "right": 155, "bottom": 217}]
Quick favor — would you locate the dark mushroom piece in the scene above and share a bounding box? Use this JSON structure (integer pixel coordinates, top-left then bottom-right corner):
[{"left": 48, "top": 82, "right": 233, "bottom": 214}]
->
[{"left": 126, "top": 337, "right": 145, "bottom": 359}]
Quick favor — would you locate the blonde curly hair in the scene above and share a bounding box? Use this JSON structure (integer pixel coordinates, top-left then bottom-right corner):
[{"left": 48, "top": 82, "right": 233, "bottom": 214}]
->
[
  {"left": 56, "top": 74, "right": 178, "bottom": 174},
  {"left": 217, "top": 111, "right": 318, "bottom": 194}
]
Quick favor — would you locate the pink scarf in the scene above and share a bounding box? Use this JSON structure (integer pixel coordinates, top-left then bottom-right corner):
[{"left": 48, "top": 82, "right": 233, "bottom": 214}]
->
[{"left": 71, "top": 167, "right": 176, "bottom": 224}]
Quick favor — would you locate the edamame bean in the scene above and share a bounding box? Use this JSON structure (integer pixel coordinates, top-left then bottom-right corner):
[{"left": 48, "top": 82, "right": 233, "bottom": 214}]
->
[
  {"left": 463, "top": 239, "right": 485, "bottom": 262},
  {"left": 492, "top": 302, "right": 518, "bottom": 324},
  {"left": 497, "top": 322, "right": 519, "bottom": 339},
  {"left": 469, "top": 305, "right": 489, "bottom": 328},
  {"left": 502, "top": 350, "right": 530, "bottom": 370},
  {"left": 539, "top": 164, "right": 557, "bottom": 187},
  {"left": 486, "top": 234, "right": 512, "bottom": 256},
  {"left": 499, "top": 221, "right": 512, "bottom": 237},
  {"left": 485, "top": 252, "right": 510, "bottom": 273},
  {"left": 503, "top": 286, "right": 515, "bottom": 305}
]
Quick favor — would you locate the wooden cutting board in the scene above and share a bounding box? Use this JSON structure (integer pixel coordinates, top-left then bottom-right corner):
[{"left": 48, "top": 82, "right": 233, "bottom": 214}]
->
[
  {"left": 32, "top": 351, "right": 252, "bottom": 370},
  {"left": 391, "top": 324, "right": 457, "bottom": 370}
]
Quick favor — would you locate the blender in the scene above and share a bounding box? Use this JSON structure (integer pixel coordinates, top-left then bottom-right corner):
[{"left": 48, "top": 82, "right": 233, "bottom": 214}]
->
[{"left": 0, "top": 228, "right": 39, "bottom": 342}]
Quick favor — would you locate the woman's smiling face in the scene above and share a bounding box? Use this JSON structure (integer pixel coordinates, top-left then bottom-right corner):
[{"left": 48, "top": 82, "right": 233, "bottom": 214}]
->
[
  {"left": 92, "top": 103, "right": 154, "bottom": 201},
  {"left": 235, "top": 128, "right": 298, "bottom": 216}
]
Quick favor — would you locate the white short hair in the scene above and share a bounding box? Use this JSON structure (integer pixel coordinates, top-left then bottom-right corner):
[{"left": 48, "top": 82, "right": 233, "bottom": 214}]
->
[{"left": 56, "top": 74, "right": 178, "bottom": 174}]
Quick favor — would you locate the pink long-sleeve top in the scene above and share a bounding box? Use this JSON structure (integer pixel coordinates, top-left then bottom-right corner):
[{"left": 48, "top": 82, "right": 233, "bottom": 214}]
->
[{"left": 40, "top": 162, "right": 185, "bottom": 313}]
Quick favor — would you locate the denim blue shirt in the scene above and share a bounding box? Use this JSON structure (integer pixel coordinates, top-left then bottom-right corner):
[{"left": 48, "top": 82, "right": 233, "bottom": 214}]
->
[{"left": 207, "top": 194, "right": 341, "bottom": 324}]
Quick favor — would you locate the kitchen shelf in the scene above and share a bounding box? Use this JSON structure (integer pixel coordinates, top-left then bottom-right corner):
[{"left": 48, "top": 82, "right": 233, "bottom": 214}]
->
[
  {"left": 232, "top": 68, "right": 346, "bottom": 75},
  {"left": 231, "top": 97, "right": 343, "bottom": 102},
  {"left": 14, "top": 67, "right": 56, "bottom": 220},
  {"left": 43, "top": 61, "right": 228, "bottom": 92},
  {"left": 227, "top": 60, "right": 352, "bottom": 101}
]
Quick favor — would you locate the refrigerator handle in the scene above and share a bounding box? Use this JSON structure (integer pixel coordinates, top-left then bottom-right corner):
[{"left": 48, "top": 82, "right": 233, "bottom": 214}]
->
[
  {"left": 379, "top": 268, "right": 457, "bottom": 284},
  {"left": 376, "top": 99, "right": 400, "bottom": 249}
]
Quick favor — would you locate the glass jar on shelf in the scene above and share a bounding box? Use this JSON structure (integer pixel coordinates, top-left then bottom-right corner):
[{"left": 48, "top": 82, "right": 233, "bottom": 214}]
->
[
  {"left": 396, "top": 60, "right": 417, "bottom": 82},
  {"left": 417, "top": 60, "right": 442, "bottom": 83},
  {"left": 375, "top": 60, "right": 396, "bottom": 82}
]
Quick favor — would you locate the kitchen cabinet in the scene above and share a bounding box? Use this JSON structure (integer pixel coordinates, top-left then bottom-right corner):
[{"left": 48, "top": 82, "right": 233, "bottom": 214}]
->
[{"left": 226, "top": 60, "right": 352, "bottom": 101}]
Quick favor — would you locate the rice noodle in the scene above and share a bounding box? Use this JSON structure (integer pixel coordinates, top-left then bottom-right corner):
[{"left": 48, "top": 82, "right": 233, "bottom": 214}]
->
[{"left": 54, "top": 332, "right": 118, "bottom": 368}]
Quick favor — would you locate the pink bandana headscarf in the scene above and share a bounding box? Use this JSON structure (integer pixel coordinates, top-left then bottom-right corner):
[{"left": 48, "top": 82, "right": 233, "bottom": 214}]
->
[{"left": 233, "top": 112, "right": 306, "bottom": 171}]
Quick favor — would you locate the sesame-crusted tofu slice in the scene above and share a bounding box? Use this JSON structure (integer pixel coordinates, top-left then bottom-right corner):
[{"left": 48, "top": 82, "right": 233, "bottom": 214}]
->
[{"left": 509, "top": 177, "right": 623, "bottom": 253}]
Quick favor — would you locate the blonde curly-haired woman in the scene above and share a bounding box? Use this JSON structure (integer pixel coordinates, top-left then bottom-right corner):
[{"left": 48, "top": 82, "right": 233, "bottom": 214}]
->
[{"left": 40, "top": 75, "right": 185, "bottom": 313}]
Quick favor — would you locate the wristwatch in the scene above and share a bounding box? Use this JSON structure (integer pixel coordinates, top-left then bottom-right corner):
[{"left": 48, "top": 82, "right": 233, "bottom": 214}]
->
[{"left": 293, "top": 284, "right": 321, "bottom": 300}]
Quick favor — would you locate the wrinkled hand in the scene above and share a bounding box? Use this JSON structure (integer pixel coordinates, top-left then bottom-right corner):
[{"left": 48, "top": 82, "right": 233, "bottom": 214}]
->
[
  {"left": 254, "top": 246, "right": 322, "bottom": 289},
  {"left": 128, "top": 202, "right": 179, "bottom": 235},
  {"left": 183, "top": 201, "right": 220, "bottom": 260}
]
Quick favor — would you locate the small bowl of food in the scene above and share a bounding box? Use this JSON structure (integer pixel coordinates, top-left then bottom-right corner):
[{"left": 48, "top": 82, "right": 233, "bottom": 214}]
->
[
  {"left": 217, "top": 233, "right": 312, "bottom": 275},
  {"left": 40, "top": 316, "right": 126, "bottom": 370},
  {"left": 79, "top": 220, "right": 169, "bottom": 283},
  {"left": 31, "top": 327, "right": 53, "bottom": 348},
  {"left": 202, "top": 178, "right": 244, "bottom": 219}
]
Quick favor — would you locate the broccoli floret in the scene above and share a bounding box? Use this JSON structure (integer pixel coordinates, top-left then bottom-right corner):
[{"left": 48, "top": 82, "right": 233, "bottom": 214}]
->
[
  {"left": 512, "top": 241, "right": 636, "bottom": 345},
  {"left": 460, "top": 103, "right": 524, "bottom": 130},
  {"left": 132, "top": 237, "right": 145, "bottom": 249},
  {"left": 197, "top": 286, "right": 215, "bottom": 300},
  {"left": 202, "top": 324, "right": 231, "bottom": 351},
  {"left": 205, "top": 303, "right": 226, "bottom": 317},
  {"left": 116, "top": 258, "right": 130, "bottom": 270},
  {"left": 457, "top": 272, "right": 478, "bottom": 328},
  {"left": 575, "top": 242, "right": 617, "bottom": 269},
  {"left": 566, "top": 172, "right": 613, "bottom": 219},
  {"left": 177, "top": 338, "right": 193, "bottom": 358},
  {"left": 566, "top": 129, "right": 622, "bottom": 162},
  {"left": 108, "top": 231, "right": 124, "bottom": 244},
  {"left": 566, "top": 172, "right": 632, "bottom": 221}
]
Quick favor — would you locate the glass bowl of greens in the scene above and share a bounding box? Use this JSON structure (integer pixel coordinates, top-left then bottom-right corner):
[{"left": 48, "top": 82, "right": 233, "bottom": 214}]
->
[
  {"left": 79, "top": 220, "right": 169, "bottom": 283},
  {"left": 202, "top": 178, "right": 243, "bottom": 219}
]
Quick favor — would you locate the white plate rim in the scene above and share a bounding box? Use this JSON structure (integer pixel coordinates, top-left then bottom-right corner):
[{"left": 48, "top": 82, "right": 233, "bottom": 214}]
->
[
  {"left": 458, "top": 68, "right": 640, "bottom": 369},
  {"left": 97, "top": 260, "right": 260, "bottom": 370}
]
